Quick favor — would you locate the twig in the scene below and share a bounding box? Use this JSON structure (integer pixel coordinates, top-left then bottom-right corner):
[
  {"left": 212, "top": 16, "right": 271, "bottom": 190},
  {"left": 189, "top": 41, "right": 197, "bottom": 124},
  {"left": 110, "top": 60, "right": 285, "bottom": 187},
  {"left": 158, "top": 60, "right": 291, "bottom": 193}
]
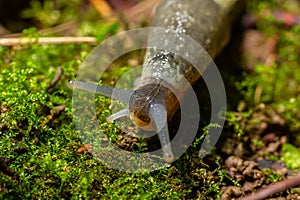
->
[
  {"left": 48, "top": 66, "right": 63, "bottom": 89},
  {"left": 0, "top": 36, "right": 97, "bottom": 46},
  {"left": 238, "top": 173, "right": 300, "bottom": 200}
]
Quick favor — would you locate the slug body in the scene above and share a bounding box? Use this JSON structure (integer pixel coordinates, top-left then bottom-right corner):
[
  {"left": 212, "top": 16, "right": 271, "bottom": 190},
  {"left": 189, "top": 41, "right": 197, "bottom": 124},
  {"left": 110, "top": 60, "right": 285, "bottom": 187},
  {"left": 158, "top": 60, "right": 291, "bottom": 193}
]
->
[
  {"left": 131, "top": 0, "right": 243, "bottom": 161},
  {"left": 70, "top": 0, "right": 244, "bottom": 162}
]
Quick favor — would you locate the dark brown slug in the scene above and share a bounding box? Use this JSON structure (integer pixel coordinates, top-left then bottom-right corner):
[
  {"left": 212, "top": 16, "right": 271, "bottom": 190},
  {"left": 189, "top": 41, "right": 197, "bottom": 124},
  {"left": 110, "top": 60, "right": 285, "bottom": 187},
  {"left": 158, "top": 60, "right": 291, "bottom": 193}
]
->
[{"left": 69, "top": 0, "right": 244, "bottom": 162}]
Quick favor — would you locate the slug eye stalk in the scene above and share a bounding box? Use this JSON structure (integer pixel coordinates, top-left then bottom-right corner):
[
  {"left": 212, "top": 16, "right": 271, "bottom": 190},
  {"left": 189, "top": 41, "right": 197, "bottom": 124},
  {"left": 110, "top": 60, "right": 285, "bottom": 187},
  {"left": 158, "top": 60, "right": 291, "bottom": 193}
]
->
[
  {"left": 68, "top": 80, "right": 134, "bottom": 104},
  {"left": 149, "top": 101, "right": 174, "bottom": 162},
  {"left": 68, "top": 80, "right": 174, "bottom": 162}
]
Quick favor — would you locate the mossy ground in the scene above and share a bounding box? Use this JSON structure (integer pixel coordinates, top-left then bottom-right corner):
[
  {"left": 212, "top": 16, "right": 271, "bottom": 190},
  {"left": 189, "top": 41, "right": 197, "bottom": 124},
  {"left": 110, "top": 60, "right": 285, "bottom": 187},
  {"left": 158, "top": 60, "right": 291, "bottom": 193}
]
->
[{"left": 1, "top": 0, "right": 300, "bottom": 199}]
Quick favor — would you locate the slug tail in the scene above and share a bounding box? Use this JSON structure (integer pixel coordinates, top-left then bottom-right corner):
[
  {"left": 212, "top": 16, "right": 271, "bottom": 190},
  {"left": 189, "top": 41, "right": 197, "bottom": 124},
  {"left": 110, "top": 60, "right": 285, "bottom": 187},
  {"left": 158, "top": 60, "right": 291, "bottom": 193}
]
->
[
  {"left": 149, "top": 102, "right": 174, "bottom": 163},
  {"left": 68, "top": 80, "right": 134, "bottom": 104}
]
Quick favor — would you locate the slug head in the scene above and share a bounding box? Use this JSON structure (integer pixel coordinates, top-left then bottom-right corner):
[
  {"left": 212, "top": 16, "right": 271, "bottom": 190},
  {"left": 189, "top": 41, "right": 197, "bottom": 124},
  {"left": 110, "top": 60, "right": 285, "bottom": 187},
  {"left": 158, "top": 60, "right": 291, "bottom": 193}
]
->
[
  {"left": 128, "top": 84, "right": 174, "bottom": 162},
  {"left": 128, "top": 85, "right": 161, "bottom": 131},
  {"left": 69, "top": 80, "right": 174, "bottom": 162}
]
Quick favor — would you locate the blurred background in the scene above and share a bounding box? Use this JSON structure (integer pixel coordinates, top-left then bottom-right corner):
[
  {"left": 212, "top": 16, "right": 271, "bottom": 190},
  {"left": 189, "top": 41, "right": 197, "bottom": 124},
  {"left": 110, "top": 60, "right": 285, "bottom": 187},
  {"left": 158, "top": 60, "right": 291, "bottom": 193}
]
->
[{"left": 0, "top": 0, "right": 159, "bottom": 35}]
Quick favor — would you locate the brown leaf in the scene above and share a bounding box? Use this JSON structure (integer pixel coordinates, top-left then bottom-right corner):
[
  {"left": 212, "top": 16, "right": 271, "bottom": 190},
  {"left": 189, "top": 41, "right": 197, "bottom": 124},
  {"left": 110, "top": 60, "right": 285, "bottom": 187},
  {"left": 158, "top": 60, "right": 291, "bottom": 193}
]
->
[
  {"left": 89, "top": 0, "right": 115, "bottom": 19},
  {"left": 41, "top": 104, "right": 66, "bottom": 126},
  {"left": 77, "top": 144, "right": 93, "bottom": 153},
  {"left": 242, "top": 29, "right": 278, "bottom": 71},
  {"left": 50, "top": 105, "right": 66, "bottom": 116}
]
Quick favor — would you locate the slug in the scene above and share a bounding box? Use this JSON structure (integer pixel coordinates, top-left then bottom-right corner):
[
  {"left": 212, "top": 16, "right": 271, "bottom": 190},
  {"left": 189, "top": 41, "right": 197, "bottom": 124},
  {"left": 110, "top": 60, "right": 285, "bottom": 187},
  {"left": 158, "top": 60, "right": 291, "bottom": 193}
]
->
[{"left": 69, "top": 0, "right": 244, "bottom": 162}]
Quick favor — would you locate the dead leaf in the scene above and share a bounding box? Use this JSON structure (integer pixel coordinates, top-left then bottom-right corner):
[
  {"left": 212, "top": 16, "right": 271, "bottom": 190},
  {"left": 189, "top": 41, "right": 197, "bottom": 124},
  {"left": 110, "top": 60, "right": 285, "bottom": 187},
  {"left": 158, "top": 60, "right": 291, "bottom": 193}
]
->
[
  {"left": 77, "top": 144, "right": 93, "bottom": 153},
  {"left": 89, "top": 0, "right": 116, "bottom": 20},
  {"left": 242, "top": 29, "right": 278, "bottom": 71},
  {"left": 41, "top": 104, "right": 66, "bottom": 126}
]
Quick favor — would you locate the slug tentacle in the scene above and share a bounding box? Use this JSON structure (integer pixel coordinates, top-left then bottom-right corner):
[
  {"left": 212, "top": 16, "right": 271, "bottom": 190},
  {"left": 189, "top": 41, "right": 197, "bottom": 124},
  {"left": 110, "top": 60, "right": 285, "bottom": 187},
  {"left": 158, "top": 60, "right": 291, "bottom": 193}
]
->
[
  {"left": 68, "top": 80, "right": 134, "bottom": 104},
  {"left": 106, "top": 108, "right": 130, "bottom": 123},
  {"left": 149, "top": 101, "right": 174, "bottom": 162},
  {"left": 68, "top": 80, "right": 134, "bottom": 123}
]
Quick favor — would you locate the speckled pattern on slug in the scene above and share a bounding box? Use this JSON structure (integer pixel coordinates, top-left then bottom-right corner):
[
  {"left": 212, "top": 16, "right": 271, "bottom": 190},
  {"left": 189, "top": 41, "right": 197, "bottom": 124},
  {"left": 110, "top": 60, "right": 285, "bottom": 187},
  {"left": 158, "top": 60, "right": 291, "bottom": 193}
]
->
[{"left": 140, "top": 0, "right": 241, "bottom": 95}]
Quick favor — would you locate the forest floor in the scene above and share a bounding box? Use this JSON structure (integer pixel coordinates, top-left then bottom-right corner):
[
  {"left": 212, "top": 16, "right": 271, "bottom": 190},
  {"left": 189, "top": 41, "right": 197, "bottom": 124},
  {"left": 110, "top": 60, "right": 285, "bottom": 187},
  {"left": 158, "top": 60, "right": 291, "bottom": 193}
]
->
[{"left": 1, "top": 0, "right": 300, "bottom": 199}]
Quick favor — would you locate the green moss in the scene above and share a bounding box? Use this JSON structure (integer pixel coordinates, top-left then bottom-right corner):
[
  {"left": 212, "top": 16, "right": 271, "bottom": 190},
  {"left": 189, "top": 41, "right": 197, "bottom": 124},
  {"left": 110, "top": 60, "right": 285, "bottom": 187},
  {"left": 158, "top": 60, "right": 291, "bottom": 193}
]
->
[
  {"left": 2, "top": 0, "right": 300, "bottom": 199},
  {"left": 226, "top": 0, "right": 300, "bottom": 187},
  {"left": 281, "top": 144, "right": 300, "bottom": 169},
  {"left": 0, "top": 14, "right": 224, "bottom": 200},
  {"left": 103, "top": 172, "right": 184, "bottom": 199},
  {"left": 237, "top": 0, "right": 300, "bottom": 136},
  {"left": 226, "top": 110, "right": 252, "bottom": 137}
]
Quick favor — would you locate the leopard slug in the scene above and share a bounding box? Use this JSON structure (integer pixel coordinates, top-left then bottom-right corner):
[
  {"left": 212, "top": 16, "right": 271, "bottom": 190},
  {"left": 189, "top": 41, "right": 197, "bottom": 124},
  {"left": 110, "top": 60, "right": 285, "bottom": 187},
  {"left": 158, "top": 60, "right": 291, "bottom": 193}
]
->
[{"left": 69, "top": 0, "right": 244, "bottom": 162}]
